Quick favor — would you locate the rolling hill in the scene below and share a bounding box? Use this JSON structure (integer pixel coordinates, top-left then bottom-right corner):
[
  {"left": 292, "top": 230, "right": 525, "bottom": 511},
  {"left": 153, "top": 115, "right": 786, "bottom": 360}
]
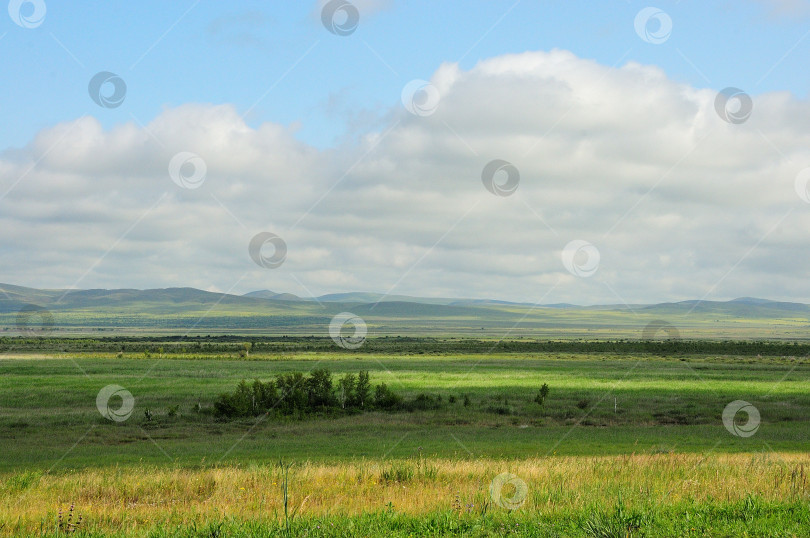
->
[{"left": 1, "top": 283, "right": 809, "bottom": 339}]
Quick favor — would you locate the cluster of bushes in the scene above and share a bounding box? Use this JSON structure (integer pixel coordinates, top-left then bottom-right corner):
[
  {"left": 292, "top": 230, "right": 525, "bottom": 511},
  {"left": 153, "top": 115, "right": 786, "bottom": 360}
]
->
[
  {"left": 214, "top": 369, "right": 412, "bottom": 418},
  {"left": 214, "top": 369, "right": 556, "bottom": 420}
]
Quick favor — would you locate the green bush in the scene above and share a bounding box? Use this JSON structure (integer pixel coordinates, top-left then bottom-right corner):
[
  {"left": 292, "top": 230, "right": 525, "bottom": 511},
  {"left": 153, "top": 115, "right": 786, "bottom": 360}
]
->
[
  {"left": 374, "top": 383, "right": 403, "bottom": 410},
  {"left": 406, "top": 393, "right": 443, "bottom": 411}
]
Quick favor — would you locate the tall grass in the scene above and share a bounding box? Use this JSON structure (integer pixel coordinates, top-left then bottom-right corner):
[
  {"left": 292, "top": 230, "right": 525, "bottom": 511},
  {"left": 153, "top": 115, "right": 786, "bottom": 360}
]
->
[{"left": 1, "top": 452, "right": 808, "bottom": 536}]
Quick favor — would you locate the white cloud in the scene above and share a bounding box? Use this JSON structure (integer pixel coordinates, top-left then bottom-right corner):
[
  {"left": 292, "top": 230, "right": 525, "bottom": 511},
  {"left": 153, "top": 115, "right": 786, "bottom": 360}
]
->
[{"left": 2, "top": 49, "right": 810, "bottom": 304}]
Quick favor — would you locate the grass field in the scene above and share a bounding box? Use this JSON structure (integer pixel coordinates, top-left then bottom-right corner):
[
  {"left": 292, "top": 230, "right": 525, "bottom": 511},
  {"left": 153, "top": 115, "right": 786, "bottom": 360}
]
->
[
  {"left": 4, "top": 454, "right": 810, "bottom": 536},
  {"left": 1, "top": 342, "right": 809, "bottom": 536}
]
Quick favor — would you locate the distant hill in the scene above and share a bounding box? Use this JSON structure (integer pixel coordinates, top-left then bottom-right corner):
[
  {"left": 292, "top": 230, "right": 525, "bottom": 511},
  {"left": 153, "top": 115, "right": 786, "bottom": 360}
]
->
[
  {"left": 311, "top": 292, "right": 461, "bottom": 305},
  {"left": 1, "top": 283, "right": 809, "bottom": 338},
  {"left": 243, "top": 290, "right": 533, "bottom": 307},
  {"left": 640, "top": 298, "right": 810, "bottom": 318},
  {"left": 243, "top": 290, "right": 303, "bottom": 302}
]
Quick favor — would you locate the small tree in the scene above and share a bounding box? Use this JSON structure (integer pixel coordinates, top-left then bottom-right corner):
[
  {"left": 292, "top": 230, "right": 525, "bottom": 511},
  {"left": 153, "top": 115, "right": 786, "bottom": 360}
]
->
[
  {"left": 307, "top": 368, "right": 336, "bottom": 409},
  {"left": 353, "top": 371, "right": 372, "bottom": 409},
  {"left": 275, "top": 372, "right": 307, "bottom": 413},
  {"left": 337, "top": 373, "right": 357, "bottom": 409},
  {"left": 535, "top": 383, "right": 550, "bottom": 406},
  {"left": 253, "top": 378, "right": 278, "bottom": 410}
]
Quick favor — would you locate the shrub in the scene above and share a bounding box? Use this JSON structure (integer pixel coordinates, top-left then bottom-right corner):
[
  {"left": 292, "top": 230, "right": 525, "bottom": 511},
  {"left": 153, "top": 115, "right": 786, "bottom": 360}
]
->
[
  {"left": 535, "top": 383, "right": 550, "bottom": 405},
  {"left": 406, "top": 393, "right": 443, "bottom": 411},
  {"left": 486, "top": 404, "right": 513, "bottom": 415},
  {"left": 214, "top": 380, "right": 254, "bottom": 417},
  {"left": 374, "top": 383, "right": 403, "bottom": 410}
]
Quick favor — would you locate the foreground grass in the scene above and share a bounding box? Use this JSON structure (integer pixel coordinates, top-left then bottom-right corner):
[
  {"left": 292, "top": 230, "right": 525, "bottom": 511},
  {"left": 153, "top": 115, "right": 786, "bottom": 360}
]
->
[
  {"left": 2, "top": 453, "right": 809, "bottom": 536},
  {"left": 1, "top": 353, "right": 809, "bottom": 470}
]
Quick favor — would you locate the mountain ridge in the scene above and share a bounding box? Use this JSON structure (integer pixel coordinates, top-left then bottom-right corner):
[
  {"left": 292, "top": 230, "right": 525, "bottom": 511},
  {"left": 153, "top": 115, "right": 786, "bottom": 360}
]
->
[{"left": 0, "top": 283, "right": 805, "bottom": 311}]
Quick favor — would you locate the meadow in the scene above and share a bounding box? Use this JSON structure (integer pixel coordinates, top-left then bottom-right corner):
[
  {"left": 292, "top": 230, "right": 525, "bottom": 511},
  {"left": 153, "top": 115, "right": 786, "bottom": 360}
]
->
[{"left": 1, "top": 339, "right": 809, "bottom": 536}]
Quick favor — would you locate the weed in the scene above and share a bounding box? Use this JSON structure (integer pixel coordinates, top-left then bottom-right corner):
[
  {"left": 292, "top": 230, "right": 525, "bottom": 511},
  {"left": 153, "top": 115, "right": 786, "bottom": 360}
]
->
[{"left": 56, "top": 503, "right": 83, "bottom": 535}]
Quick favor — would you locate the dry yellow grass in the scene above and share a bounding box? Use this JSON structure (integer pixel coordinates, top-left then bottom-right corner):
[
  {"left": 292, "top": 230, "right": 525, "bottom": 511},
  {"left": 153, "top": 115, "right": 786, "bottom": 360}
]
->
[{"left": 2, "top": 452, "right": 809, "bottom": 535}]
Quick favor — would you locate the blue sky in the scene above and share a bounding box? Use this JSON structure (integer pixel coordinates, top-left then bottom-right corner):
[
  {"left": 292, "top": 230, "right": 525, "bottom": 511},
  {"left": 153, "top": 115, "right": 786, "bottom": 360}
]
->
[
  {"left": 3, "top": 0, "right": 810, "bottom": 304},
  {"left": 3, "top": 1, "right": 809, "bottom": 151}
]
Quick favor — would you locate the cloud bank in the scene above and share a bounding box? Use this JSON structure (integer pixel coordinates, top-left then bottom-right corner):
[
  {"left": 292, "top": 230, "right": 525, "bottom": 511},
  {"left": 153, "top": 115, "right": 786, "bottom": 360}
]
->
[{"left": 2, "top": 49, "right": 809, "bottom": 304}]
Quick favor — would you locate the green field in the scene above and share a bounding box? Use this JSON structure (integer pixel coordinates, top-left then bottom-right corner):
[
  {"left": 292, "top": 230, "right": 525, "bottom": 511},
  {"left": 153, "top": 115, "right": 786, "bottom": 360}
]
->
[
  {"left": 2, "top": 350, "right": 809, "bottom": 468},
  {"left": 1, "top": 340, "right": 809, "bottom": 536}
]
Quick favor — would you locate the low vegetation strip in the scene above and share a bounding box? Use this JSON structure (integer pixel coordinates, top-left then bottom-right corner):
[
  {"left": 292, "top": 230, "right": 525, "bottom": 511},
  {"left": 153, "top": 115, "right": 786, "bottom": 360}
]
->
[
  {"left": 4, "top": 336, "right": 810, "bottom": 356},
  {"left": 2, "top": 453, "right": 808, "bottom": 536}
]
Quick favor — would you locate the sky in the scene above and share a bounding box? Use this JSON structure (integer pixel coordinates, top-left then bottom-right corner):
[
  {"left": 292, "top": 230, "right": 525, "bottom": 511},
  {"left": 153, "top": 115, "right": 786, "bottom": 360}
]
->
[{"left": 2, "top": 0, "right": 810, "bottom": 304}]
